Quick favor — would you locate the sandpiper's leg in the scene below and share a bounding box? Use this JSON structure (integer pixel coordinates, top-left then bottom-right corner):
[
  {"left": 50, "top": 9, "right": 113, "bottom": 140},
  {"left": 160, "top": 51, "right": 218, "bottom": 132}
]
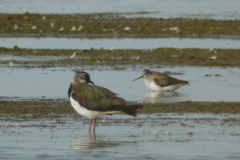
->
[
  {"left": 89, "top": 118, "right": 92, "bottom": 131},
  {"left": 93, "top": 119, "right": 96, "bottom": 132}
]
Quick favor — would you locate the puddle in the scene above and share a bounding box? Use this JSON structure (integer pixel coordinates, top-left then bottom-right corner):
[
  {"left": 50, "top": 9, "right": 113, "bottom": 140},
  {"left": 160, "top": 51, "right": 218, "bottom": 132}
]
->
[
  {"left": 0, "top": 113, "right": 240, "bottom": 160},
  {"left": 0, "top": 55, "right": 67, "bottom": 61},
  {"left": 1, "top": 37, "right": 240, "bottom": 50},
  {"left": 1, "top": 0, "right": 240, "bottom": 20},
  {"left": 0, "top": 66, "right": 240, "bottom": 102}
]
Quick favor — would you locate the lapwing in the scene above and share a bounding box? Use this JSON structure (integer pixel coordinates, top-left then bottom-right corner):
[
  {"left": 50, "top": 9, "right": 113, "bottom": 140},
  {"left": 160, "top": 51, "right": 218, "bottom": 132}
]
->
[{"left": 68, "top": 71, "right": 143, "bottom": 132}]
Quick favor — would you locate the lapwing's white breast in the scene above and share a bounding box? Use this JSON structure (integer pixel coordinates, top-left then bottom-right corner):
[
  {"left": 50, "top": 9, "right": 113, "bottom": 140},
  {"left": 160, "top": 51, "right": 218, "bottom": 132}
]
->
[
  {"left": 144, "top": 79, "right": 181, "bottom": 92},
  {"left": 70, "top": 93, "right": 105, "bottom": 119}
]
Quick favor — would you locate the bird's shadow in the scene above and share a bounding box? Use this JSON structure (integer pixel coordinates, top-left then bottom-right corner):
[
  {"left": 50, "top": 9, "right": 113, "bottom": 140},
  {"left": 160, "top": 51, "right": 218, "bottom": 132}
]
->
[{"left": 144, "top": 91, "right": 186, "bottom": 103}]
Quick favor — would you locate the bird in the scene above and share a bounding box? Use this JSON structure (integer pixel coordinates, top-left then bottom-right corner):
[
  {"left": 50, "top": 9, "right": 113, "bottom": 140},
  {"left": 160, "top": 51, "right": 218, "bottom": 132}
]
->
[
  {"left": 68, "top": 71, "right": 143, "bottom": 132},
  {"left": 110, "top": 46, "right": 114, "bottom": 51},
  {"left": 70, "top": 26, "right": 76, "bottom": 31},
  {"left": 70, "top": 52, "right": 76, "bottom": 58},
  {"left": 59, "top": 27, "right": 64, "bottom": 31},
  {"left": 77, "top": 25, "right": 83, "bottom": 31},
  {"left": 133, "top": 69, "right": 189, "bottom": 92},
  {"left": 131, "top": 55, "right": 140, "bottom": 60},
  {"left": 50, "top": 22, "right": 54, "bottom": 28},
  {"left": 123, "top": 27, "right": 131, "bottom": 30},
  {"left": 207, "top": 47, "right": 214, "bottom": 52}
]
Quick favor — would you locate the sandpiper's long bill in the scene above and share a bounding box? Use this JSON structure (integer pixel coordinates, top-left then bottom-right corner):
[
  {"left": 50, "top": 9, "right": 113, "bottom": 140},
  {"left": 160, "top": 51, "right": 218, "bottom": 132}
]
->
[
  {"left": 133, "top": 69, "right": 189, "bottom": 92},
  {"left": 68, "top": 71, "right": 143, "bottom": 132}
]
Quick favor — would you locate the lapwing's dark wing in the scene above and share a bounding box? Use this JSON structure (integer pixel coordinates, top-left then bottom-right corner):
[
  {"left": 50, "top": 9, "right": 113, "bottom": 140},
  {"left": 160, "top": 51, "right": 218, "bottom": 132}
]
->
[
  {"left": 68, "top": 83, "right": 143, "bottom": 116},
  {"left": 153, "top": 72, "right": 189, "bottom": 87}
]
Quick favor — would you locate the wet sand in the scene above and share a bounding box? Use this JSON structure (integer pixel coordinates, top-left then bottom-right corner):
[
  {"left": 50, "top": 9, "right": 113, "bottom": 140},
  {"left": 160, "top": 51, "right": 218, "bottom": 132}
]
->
[
  {"left": 1, "top": 100, "right": 240, "bottom": 118},
  {"left": 1, "top": 13, "right": 240, "bottom": 38}
]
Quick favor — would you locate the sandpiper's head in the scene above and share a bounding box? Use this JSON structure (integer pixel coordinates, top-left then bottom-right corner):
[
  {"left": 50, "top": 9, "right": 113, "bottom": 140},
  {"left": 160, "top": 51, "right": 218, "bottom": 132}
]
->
[
  {"left": 73, "top": 71, "right": 94, "bottom": 84},
  {"left": 133, "top": 69, "right": 152, "bottom": 81},
  {"left": 142, "top": 69, "right": 151, "bottom": 77}
]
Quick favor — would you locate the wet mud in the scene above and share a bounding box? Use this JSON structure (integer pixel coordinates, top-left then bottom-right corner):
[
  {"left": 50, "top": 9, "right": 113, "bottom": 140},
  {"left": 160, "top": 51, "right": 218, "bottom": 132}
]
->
[
  {"left": 0, "top": 13, "right": 240, "bottom": 38},
  {"left": 1, "top": 100, "right": 240, "bottom": 119},
  {"left": 1, "top": 47, "right": 240, "bottom": 67}
]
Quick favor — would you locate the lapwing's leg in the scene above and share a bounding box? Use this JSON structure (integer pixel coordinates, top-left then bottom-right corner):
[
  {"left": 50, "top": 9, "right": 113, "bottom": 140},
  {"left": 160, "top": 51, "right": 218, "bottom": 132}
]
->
[
  {"left": 93, "top": 119, "right": 96, "bottom": 132},
  {"left": 93, "top": 130, "right": 96, "bottom": 140},
  {"left": 89, "top": 130, "right": 92, "bottom": 140},
  {"left": 89, "top": 118, "right": 92, "bottom": 131}
]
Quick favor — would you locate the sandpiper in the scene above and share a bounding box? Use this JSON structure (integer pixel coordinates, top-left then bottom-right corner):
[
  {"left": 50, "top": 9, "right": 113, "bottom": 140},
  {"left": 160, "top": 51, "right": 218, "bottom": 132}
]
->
[
  {"left": 68, "top": 71, "right": 143, "bottom": 132},
  {"left": 133, "top": 69, "right": 189, "bottom": 92}
]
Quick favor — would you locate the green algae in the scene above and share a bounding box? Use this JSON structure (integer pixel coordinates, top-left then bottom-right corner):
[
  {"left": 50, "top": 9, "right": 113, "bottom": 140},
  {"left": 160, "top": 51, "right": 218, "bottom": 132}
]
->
[
  {"left": 0, "top": 13, "right": 240, "bottom": 38},
  {"left": 1, "top": 100, "right": 240, "bottom": 119},
  {"left": 1, "top": 47, "right": 240, "bottom": 67}
]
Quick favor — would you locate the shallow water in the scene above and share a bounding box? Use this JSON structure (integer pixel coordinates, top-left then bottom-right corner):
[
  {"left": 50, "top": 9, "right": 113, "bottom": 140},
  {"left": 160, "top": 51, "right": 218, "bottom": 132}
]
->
[
  {"left": 0, "top": 0, "right": 239, "bottom": 20},
  {"left": 1, "top": 113, "right": 240, "bottom": 160},
  {"left": 0, "top": 55, "right": 67, "bottom": 61},
  {"left": 1, "top": 37, "right": 240, "bottom": 50},
  {"left": 0, "top": 66, "right": 239, "bottom": 102}
]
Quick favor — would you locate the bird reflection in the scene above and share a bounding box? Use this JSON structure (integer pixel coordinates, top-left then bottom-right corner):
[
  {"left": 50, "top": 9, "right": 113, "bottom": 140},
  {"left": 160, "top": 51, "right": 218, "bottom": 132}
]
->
[
  {"left": 89, "top": 130, "right": 96, "bottom": 141},
  {"left": 144, "top": 91, "right": 184, "bottom": 103},
  {"left": 70, "top": 132, "right": 120, "bottom": 150}
]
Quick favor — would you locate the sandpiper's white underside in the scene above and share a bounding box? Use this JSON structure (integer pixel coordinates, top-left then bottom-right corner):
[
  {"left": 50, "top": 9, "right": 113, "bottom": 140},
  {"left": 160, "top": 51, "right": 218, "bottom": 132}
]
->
[
  {"left": 144, "top": 79, "right": 182, "bottom": 92},
  {"left": 70, "top": 94, "right": 105, "bottom": 119}
]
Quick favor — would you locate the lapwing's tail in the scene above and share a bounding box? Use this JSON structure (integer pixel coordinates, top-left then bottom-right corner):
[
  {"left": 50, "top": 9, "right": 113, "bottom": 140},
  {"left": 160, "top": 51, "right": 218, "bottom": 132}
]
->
[{"left": 123, "top": 105, "right": 144, "bottom": 117}]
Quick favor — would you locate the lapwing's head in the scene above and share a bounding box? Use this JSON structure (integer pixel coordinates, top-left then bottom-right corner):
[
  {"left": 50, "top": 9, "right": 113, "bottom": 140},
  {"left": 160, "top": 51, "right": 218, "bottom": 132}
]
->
[
  {"left": 73, "top": 71, "right": 94, "bottom": 84},
  {"left": 133, "top": 69, "right": 151, "bottom": 81}
]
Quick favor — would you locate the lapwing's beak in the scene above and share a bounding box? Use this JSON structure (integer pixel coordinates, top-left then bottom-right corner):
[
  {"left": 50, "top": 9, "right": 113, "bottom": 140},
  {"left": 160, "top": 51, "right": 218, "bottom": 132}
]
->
[
  {"left": 90, "top": 80, "right": 95, "bottom": 84},
  {"left": 133, "top": 76, "right": 143, "bottom": 81}
]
